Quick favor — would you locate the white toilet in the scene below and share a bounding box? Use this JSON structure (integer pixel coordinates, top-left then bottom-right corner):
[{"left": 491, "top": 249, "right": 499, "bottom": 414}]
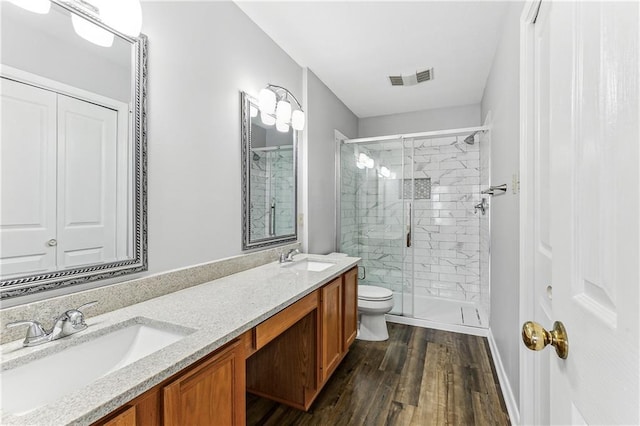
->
[{"left": 357, "top": 285, "right": 394, "bottom": 341}]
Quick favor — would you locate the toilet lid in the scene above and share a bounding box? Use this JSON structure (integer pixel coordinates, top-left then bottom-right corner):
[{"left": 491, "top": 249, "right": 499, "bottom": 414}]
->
[{"left": 358, "top": 285, "right": 393, "bottom": 301}]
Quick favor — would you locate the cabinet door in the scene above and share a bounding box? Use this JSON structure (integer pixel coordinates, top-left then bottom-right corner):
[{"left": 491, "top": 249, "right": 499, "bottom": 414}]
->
[
  {"left": 342, "top": 267, "right": 358, "bottom": 351},
  {"left": 163, "top": 341, "right": 244, "bottom": 426},
  {"left": 102, "top": 406, "right": 136, "bottom": 426},
  {"left": 320, "top": 277, "right": 342, "bottom": 383}
]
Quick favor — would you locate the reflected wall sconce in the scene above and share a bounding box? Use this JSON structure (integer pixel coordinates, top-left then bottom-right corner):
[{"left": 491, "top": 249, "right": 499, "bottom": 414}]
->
[
  {"left": 8, "top": 0, "right": 143, "bottom": 47},
  {"left": 258, "top": 84, "right": 305, "bottom": 132}
]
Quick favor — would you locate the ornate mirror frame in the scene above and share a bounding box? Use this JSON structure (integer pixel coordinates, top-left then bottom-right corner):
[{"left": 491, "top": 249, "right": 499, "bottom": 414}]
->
[
  {"left": 0, "top": 0, "right": 148, "bottom": 299},
  {"left": 241, "top": 91, "right": 298, "bottom": 250}
]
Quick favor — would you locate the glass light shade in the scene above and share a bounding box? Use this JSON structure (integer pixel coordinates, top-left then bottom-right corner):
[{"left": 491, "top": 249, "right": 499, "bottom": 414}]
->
[
  {"left": 276, "top": 100, "right": 292, "bottom": 123},
  {"left": 356, "top": 161, "right": 366, "bottom": 170},
  {"left": 260, "top": 112, "right": 275, "bottom": 126},
  {"left": 250, "top": 105, "right": 258, "bottom": 118},
  {"left": 71, "top": 14, "right": 114, "bottom": 47},
  {"left": 259, "top": 88, "right": 276, "bottom": 115},
  {"left": 358, "top": 153, "right": 370, "bottom": 164},
  {"left": 380, "top": 166, "right": 391, "bottom": 178},
  {"left": 291, "top": 110, "right": 305, "bottom": 130},
  {"left": 276, "top": 121, "right": 290, "bottom": 133},
  {"left": 98, "top": 0, "right": 143, "bottom": 37},
  {"left": 8, "top": 0, "right": 50, "bottom": 13}
]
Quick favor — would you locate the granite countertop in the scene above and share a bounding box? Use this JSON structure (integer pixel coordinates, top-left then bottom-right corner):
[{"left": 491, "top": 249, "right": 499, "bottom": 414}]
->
[{"left": 0, "top": 254, "right": 360, "bottom": 425}]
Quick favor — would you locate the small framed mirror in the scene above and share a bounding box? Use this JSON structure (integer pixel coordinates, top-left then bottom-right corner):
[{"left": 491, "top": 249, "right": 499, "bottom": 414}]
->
[
  {"left": 0, "top": 0, "right": 147, "bottom": 299},
  {"left": 241, "top": 92, "right": 297, "bottom": 250}
]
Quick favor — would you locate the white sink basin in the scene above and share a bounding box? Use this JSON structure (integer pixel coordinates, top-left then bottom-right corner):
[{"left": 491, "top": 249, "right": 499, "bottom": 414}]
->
[
  {"left": 289, "top": 259, "right": 335, "bottom": 272},
  {"left": 0, "top": 319, "right": 192, "bottom": 416}
]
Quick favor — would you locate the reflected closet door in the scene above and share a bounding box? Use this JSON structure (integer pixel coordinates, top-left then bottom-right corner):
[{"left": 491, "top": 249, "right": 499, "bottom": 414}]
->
[{"left": 0, "top": 78, "right": 57, "bottom": 277}]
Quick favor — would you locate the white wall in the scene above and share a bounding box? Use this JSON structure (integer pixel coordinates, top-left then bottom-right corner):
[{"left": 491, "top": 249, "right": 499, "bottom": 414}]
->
[
  {"left": 305, "top": 69, "right": 358, "bottom": 254},
  {"left": 480, "top": 1, "right": 523, "bottom": 408},
  {"left": 141, "top": 1, "right": 302, "bottom": 274},
  {"left": 358, "top": 104, "right": 481, "bottom": 137}
]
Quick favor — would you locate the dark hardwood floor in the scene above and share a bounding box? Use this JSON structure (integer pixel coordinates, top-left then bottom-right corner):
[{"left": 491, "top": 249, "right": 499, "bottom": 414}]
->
[{"left": 247, "top": 323, "right": 510, "bottom": 426}]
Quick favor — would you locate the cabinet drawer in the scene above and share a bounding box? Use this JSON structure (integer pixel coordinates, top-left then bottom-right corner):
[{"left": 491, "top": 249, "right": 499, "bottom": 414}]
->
[{"left": 255, "top": 290, "right": 318, "bottom": 350}]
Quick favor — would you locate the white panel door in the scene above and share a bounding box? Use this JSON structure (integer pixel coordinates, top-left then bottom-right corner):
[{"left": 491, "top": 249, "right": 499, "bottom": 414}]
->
[
  {"left": 530, "top": 1, "right": 553, "bottom": 423},
  {"left": 57, "top": 95, "right": 117, "bottom": 269},
  {"left": 0, "top": 78, "right": 57, "bottom": 277},
  {"left": 531, "top": 1, "right": 639, "bottom": 424}
]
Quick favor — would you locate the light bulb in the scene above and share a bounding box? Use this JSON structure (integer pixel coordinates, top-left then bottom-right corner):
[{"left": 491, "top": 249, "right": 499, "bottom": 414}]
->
[
  {"left": 358, "top": 153, "right": 369, "bottom": 164},
  {"left": 260, "top": 112, "right": 275, "bottom": 126},
  {"left": 258, "top": 88, "right": 276, "bottom": 115},
  {"left": 7, "top": 0, "right": 50, "bottom": 14},
  {"left": 366, "top": 157, "right": 374, "bottom": 169},
  {"left": 97, "top": 0, "right": 143, "bottom": 37},
  {"left": 291, "top": 110, "right": 305, "bottom": 130},
  {"left": 72, "top": 14, "right": 114, "bottom": 47},
  {"left": 380, "top": 166, "right": 391, "bottom": 178},
  {"left": 276, "top": 121, "right": 290, "bottom": 133},
  {"left": 276, "top": 100, "right": 292, "bottom": 124},
  {"left": 356, "top": 161, "right": 366, "bottom": 170}
]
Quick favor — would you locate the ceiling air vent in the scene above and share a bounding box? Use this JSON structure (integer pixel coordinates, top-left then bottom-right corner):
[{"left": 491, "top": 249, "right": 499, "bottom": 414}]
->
[
  {"left": 388, "top": 68, "right": 434, "bottom": 86},
  {"left": 389, "top": 75, "right": 404, "bottom": 86}
]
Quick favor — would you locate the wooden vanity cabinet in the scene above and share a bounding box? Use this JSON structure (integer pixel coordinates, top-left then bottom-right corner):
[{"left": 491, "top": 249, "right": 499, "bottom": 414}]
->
[
  {"left": 342, "top": 266, "right": 358, "bottom": 352},
  {"left": 163, "top": 340, "right": 245, "bottom": 426},
  {"left": 92, "top": 339, "right": 245, "bottom": 426},
  {"left": 95, "top": 266, "right": 358, "bottom": 425},
  {"left": 320, "top": 277, "right": 343, "bottom": 383}
]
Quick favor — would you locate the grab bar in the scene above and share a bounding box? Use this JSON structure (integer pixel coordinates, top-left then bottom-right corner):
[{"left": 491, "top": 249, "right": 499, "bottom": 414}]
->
[
  {"left": 406, "top": 202, "right": 412, "bottom": 248},
  {"left": 269, "top": 199, "right": 276, "bottom": 236}
]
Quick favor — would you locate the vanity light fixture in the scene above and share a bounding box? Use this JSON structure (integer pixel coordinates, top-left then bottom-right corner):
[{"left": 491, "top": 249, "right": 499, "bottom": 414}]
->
[
  {"left": 7, "top": 0, "right": 51, "bottom": 14},
  {"left": 29, "top": 0, "right": 145, "bottom": 47},
  {"left": 258, "top": 84, "right": 305, "bottom": 132},
  {"left": 71, "top": 13, "right": 114, "bottom": 47},
  {"left": 260, "top": 111, "right": 276, "bottom": 126}
]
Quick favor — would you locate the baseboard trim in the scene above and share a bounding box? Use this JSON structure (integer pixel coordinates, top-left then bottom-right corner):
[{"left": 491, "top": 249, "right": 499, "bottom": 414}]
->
[
  {"left": 487, "top": 330, "right": 520, "bottom": 425},
  {"left": 385, "top": 314, "right": 489, "bottom": 337}
]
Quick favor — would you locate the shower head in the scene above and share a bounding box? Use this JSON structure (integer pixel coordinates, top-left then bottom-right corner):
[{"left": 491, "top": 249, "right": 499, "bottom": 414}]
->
[
  {"left": 253, "top": 152, "right": 260, "bottom": 161},
  {"left": 463, "top": 132, "right": 478, "bottom": 145}
]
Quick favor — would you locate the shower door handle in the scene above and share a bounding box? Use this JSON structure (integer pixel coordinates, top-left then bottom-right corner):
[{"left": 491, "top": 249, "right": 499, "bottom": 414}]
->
[{"left": 406, "top": 202, "right": 412, "bottom": 248}]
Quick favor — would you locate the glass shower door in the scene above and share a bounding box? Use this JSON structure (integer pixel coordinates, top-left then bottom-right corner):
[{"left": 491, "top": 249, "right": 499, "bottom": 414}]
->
[{"left": 339, "top": 139, "right": 406, "bottom": 315}]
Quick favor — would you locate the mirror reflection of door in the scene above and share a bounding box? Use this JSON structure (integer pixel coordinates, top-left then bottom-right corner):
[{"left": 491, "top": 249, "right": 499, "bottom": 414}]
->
[{"left": 1, "top": 78, "right": 128, "bottom": 278}]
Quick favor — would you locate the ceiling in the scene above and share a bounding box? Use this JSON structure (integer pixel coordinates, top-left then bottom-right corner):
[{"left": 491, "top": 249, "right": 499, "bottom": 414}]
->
[{"left": 235, "top": 1, "right": 509, "bottom": 118}]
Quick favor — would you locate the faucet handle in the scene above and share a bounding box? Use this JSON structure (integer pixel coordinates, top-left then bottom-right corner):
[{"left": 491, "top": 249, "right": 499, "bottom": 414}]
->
[
  {"left": 76, "top": 301, "right": 98, "bottom": 311},
  {"left": 6, "top": 320, "right": 47, "bottom": 344},
  {"left": 66, "top": 301, "right": 98, "bottom": 327}
]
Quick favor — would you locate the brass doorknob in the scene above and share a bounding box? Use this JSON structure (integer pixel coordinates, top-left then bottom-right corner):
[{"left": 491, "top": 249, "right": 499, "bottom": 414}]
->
[{"left": 521, "top": 321, "right": 569, "bottom": 359}]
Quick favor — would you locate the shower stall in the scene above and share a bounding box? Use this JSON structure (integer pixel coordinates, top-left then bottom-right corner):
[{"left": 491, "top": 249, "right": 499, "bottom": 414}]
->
[{"left": 337, "top": 126, "right": 490, "bottom": 330}]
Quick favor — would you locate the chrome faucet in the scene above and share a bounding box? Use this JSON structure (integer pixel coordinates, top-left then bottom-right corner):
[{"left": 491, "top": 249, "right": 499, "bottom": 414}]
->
[
  {"left": 279, "top": 248, "right": 300, "bottom": 264},
  {"left": 6, "top": 301, "right": 97, "bottom": 347}
]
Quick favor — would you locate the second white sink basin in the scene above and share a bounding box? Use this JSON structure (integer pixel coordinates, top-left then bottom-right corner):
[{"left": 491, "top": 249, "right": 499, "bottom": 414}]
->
[
  {"left": 0, "top": 318, "right": 193, "bottom": 416},
  {"left": 289, "top": 259, "right": 335, "bottom": 272}
]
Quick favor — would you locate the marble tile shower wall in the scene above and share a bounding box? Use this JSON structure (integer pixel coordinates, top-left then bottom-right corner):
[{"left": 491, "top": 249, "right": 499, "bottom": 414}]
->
[
  {"left": 408, "top": 136, "right": 481, "bottom": 302},
  {"left": 351, "top": 137, "right": 482, "bottom": 303},
  {"left": 249, "top": 149, "right": 295, "bottom": 240},
  {"left": 340, "top": 146, "right": 359, "bottom": 257}
]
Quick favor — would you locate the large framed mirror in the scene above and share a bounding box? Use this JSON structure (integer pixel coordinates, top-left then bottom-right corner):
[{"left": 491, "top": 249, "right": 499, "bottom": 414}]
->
[
  {"left": 241, "top": 92, "right": 297, "bottom": 250},
  {"left": 0, "top": 0, "right": 147, "bottom": 299}
]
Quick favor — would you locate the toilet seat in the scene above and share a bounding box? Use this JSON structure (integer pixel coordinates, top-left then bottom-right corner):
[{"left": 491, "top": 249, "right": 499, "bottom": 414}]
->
[{"left": 358, "top": 285, "right": 393, "bottom": 301}]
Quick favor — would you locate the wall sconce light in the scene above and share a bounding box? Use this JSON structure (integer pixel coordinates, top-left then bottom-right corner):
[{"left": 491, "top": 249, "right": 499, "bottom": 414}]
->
[{"left": 258, "top": 84, "right": 305, "bottom": 132}]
